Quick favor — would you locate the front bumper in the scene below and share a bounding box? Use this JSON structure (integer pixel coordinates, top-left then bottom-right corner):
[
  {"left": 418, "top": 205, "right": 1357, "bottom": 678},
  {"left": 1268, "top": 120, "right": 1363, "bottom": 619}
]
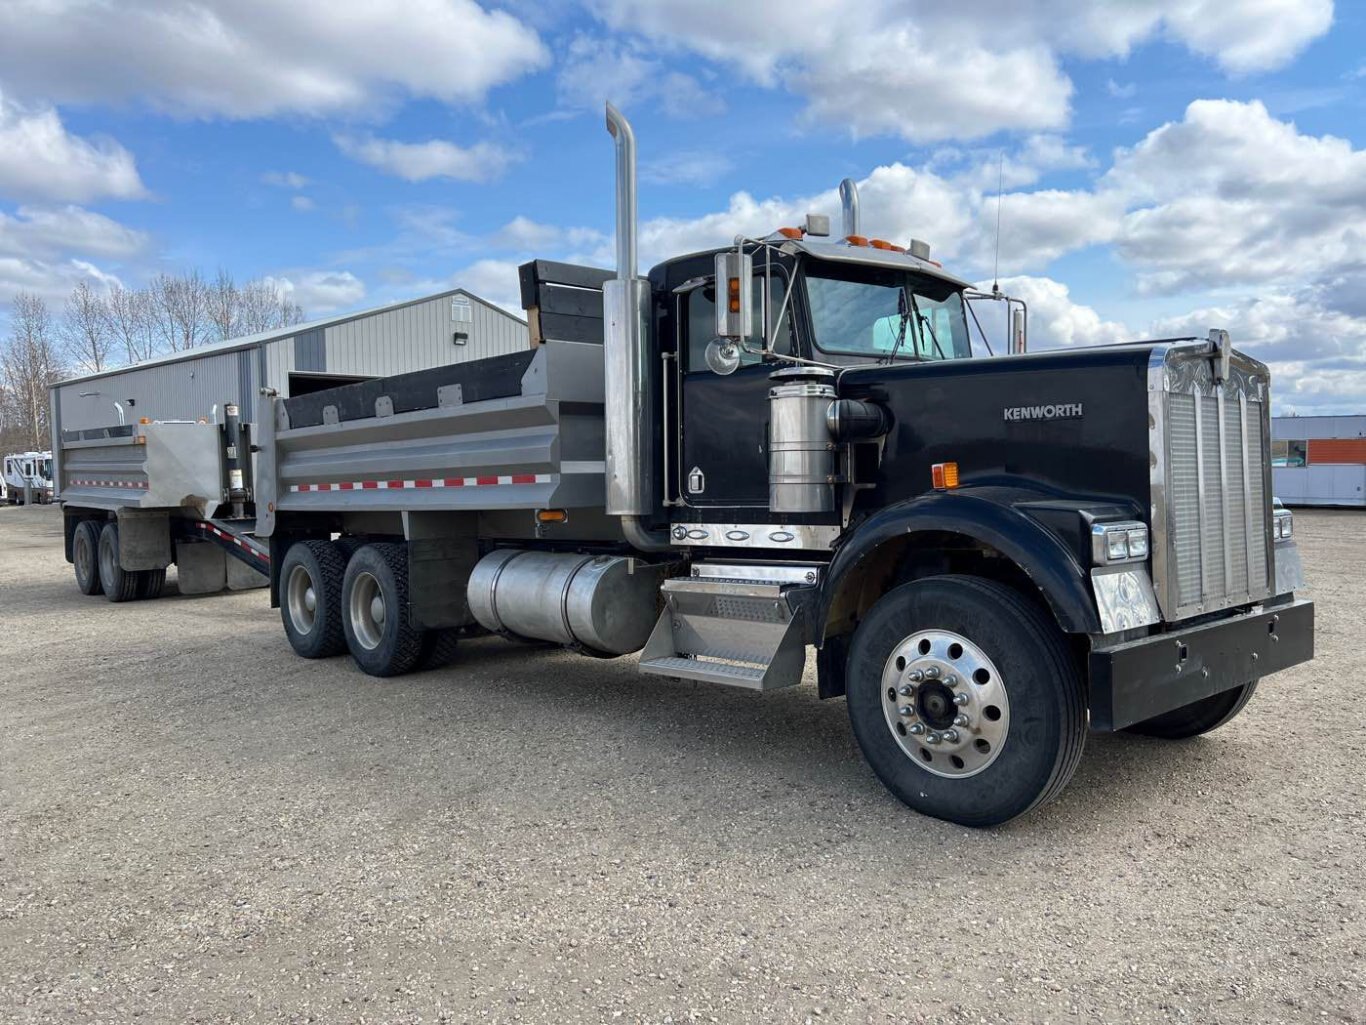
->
[{"left": 1088, "top": 598, "right": 1314, "bottom": 731}]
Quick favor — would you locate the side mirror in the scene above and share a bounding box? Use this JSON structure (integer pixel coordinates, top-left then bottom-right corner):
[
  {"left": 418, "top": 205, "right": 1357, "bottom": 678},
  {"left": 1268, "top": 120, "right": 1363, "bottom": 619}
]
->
[{"left": 714, "top": 250, "right": 752, "bottom": 340}]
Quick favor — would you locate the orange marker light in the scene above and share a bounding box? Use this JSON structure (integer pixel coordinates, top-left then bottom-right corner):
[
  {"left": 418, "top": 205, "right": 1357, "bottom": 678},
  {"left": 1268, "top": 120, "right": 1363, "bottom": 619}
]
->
[
  {"left": 139, "top": 417, "right": 151, "bottom": 424},
  {"left": 776, "top": 226, "right": 803, "bottom": 239},
  {"left": 931, "top": 461, "right": 960, "bottom": 490},
  {"left": 728, "top": 276, "right": 742, "bottom": 314},
  {"left": 536, "top": 508, "right": 568, "bottom": 524},
  {"left": 870, "top": 239, "right": 905, "bottom": 252},
  {"left": 845, "top": 234, "right": 869, "bottom": 246}
]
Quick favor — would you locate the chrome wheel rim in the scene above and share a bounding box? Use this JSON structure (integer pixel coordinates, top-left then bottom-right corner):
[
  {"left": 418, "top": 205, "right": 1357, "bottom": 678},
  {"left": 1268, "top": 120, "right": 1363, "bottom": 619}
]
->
[
  {"left": 286, "top": 564, "right": 317, "bottom": 635},
  {"left": 348, "top": 570, "right": 385, "bottom": 650},
  {"left": 881, "top": 629, "right": 1009, "bottom": 778}
]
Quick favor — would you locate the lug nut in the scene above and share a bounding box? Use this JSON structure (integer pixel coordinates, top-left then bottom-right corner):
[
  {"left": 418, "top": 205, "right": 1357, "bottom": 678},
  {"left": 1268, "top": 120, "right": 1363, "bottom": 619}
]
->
[
  {"left": 942, "top": 729, "right": 960, "bottom": 744},
  {"left": 908, "top": 670, "right": 925, "bottom": 683},
  {"left": 908, "top": 723, "right": 925, "bottom": 736},
  {"left": 953, "top": 692, "right": 969, "bottom": 706},
  {"left": 898, "top": 705, "right": 914, "bottom": 717},
  {"left": 924, "top": 666, "right": 941, "bottom": 679},
  {"left": 925, "top": 731, "right": 942, "bottom": 745},
  {"left": 898, "top": 684, "right": 914, "bottom": 696},
  {"left": 945, "top": 674, "right": 958, "bottom": 687},
  {"left": 953, "top": 714, "right": 969, "bottom": 727}
]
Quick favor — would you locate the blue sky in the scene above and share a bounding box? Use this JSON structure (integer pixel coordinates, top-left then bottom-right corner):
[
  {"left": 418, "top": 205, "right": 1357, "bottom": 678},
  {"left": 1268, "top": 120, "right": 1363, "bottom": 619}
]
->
[{"left": 1, "top": 0, "right": 1363, "bottom": 411}]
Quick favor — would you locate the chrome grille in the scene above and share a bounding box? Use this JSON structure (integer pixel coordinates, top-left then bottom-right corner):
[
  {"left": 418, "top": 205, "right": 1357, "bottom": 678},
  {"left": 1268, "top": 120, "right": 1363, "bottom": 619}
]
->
[{"left": 1153, "top": 345, "right": 1272, "bottom": 620}]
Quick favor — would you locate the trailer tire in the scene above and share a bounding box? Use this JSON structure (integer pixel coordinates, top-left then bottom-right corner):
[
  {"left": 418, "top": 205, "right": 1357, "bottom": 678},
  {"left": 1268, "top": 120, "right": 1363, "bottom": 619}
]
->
[
  {"left": 342, "top": 543, "right": 422, "bottom": 678},
  {"left": 279, "top": 541, "right": 348, "bottom": 659},
  {"left": 845, "top": 575, "right": 1086, "bottom": 828},
  {"left": 73, "top": 520, "right": 104, "bottom": 595},
  {"left": 1124, "top": 680, "right": 1259, "bottom": 739},
  {"left": 417, "top": 628, "right": 462, "bottom": 670},
  {"left": 136, "top": 568, "right": 166, "bottom": 601},
  {"left": 97, "top": 523, "right": 140, "bottom": 603}
]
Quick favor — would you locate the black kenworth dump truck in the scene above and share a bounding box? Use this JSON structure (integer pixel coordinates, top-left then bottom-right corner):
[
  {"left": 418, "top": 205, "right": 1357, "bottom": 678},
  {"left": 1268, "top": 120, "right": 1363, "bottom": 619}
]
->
[{"left": 253, "top": 104, "right": 1313, "bottom": 827}]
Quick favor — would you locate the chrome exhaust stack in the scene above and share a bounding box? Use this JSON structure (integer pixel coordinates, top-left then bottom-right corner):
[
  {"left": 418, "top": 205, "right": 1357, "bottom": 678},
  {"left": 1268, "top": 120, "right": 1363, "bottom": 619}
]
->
[
  {"left": 603, "top": 103, "right": 670, "bottom": 549},
  {"left": 839, "top": 178, "right": 860, "bottom": 238}
]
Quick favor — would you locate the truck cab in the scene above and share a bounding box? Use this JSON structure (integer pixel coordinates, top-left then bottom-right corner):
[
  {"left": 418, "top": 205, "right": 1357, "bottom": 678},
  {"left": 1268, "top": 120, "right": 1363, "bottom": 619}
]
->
[{"left": 3, "top": 451, "right": 53, "bottom": 504}]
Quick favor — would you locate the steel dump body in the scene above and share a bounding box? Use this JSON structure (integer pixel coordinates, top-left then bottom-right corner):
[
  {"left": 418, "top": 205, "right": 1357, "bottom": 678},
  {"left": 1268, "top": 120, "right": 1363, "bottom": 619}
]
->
[
  {"left": 256, "top": 341, "right": 610, "bottom": 536},
  {"left": 57, "top": 421, "right": 225, "bottom": 515}
]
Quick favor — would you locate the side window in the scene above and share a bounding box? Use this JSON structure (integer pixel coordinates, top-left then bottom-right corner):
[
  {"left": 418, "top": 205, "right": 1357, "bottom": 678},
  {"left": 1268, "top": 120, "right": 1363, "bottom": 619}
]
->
[{"left": 686, "top": 275, "right": 790, "bottom": 372}]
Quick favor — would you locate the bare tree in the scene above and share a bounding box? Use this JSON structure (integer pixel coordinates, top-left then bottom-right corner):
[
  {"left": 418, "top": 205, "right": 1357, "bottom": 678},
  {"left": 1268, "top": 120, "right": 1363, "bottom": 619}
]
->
[
  {"left": 148, "top": 270, "right": 210, "bottom": 352},
  {"left": 0, "top": 293, "right": 66, "bottom": 451},
  {"left": 61, "top": 279, "right": 112, "bottom": 374},
  {"left": 104, "top": 284, "right": 155, "bottom": 364},
  {"left": 208, "top": 268, "right": 238, "bottom": 341}
]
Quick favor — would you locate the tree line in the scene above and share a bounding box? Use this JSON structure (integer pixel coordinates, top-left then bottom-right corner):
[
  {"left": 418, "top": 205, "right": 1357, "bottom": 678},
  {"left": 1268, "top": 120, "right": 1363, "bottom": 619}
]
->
[{"left": 0, "top": 272, "right": 304, "bottom": 455}]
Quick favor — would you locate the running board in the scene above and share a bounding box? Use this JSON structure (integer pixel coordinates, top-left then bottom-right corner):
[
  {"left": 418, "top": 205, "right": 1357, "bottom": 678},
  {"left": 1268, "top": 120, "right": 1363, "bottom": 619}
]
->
[{"left": 638, "top": 576, "right": 807, "bottom": 691}]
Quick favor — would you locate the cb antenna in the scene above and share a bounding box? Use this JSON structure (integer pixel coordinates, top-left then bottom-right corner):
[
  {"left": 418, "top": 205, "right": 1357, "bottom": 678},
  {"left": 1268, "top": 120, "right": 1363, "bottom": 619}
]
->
[{"left": 992, "top": 149, "right": 1004, "bottom": 297}]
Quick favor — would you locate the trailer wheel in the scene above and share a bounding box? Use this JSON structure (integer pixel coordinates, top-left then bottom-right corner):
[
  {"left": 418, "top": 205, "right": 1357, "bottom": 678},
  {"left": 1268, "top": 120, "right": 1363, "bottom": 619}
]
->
[
  {"left": 73, "top": 520, "right": 104, "bottom": 595},
  {"left": 97, "top": 523, "right": 140, "bottom": 603},
  {"left": 136, "top": 568, "right": 166, "bottom": 601},
  {"left": 342, "top": 543, "right": 423, "bottom": 677},
  {"left": 1124, "top": 681, "right": 1259, "bottom": 739},
  {"left": 845, "top": 575, "right": 1086, "bottom": 828},
  {"left": 279, "top": 541, "right": 348, "bottom": 658}
]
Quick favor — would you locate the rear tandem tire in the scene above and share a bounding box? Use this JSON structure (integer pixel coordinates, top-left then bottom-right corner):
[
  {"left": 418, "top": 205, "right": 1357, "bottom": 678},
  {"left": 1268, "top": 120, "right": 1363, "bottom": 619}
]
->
[
  {"left": 136, "top": 567, "right": 166, "bottom": 600},
  {"left": 73, "top": 520, "right": 104, "bottom": 595},
  {"left": 845, "top": 575, "right": 1087, "bottom": 828},
  {"left": 341, "top": 542, "right": 423, "bottom": 678},
  {"left": 416, "top": 628, "right": 462, "bottom": 671},
  {"left": 1124, "top": 681, "right": 1259, "bottom": 739},
  {"left": 97, "top": 523, "right": 140, "bottom": 603},
  {"left": 279, "top": 540, "right": 349, "bottom": 659}
]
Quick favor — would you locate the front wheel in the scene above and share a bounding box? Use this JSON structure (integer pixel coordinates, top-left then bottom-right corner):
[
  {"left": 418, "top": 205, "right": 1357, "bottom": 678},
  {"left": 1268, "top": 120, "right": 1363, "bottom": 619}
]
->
[
  {"left": 1124, "top": 681, "right": 1258, "bottom": 739},
  {"left": 846, "top": 575, "right": 1086, "bottom": 828}
]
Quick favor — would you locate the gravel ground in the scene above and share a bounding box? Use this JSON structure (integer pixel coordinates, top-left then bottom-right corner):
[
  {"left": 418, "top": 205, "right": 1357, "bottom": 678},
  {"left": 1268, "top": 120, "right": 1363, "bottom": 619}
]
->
[{"left": 0, "top": 504, "right": 1361, "bottom": 1024}]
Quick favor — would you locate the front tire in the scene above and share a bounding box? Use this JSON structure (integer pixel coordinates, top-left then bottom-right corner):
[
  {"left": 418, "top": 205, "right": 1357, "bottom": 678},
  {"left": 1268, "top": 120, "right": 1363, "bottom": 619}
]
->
[
  {"left": 279, "top": 541, "right": 348, "bottom": 658},
  {"left": 846, "top": 575, "right": 1086, "bottom": 828},
  {"left": 1124, "top": 681, "right": 1258, "bottom": 739},
  {"left": 341, "top": 543, "right": 423, "bottom": 677},
  {"left": 73, "top": 520, "right": 104, "bottom": 595}
]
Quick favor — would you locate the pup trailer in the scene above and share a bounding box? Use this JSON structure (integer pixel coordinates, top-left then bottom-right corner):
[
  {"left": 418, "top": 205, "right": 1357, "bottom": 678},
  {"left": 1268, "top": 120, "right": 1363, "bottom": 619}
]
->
[{"left": 253, "top": 105, "right": 1312, "bottom": 826}]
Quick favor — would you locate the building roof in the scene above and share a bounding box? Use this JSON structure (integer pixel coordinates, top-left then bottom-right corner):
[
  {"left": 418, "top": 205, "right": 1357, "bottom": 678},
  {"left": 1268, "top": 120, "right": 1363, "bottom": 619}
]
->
[{"left": 56, "top": 286, "right": 525, "bottom": 387}]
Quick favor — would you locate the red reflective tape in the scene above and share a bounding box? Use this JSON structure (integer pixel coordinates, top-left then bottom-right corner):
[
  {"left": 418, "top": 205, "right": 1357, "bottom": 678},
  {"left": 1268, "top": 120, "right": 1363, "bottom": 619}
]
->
[
  {"left": 361, "top": 481, "right": 379, "bottom": 489},
  {"left": 442, "top": 477, "right": 465, "bottom": 487},
  {"left": 387, "top": 480, "right": 405, "bottom": 489},
  {"left": 509, "top": 474, "right": 536, "bottom": 485},
  {"left": 413, "top": 479, "right": 434, "bottom": 488},
  {"left": 475, "top": 476, "right": 498, "bottom": 486},
  {"left": 338, "top": 481, "right": 354, "bottom": 491}
]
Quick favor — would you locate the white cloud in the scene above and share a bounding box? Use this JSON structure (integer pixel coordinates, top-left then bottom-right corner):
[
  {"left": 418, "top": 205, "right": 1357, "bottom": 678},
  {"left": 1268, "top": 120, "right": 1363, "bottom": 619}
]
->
[
  {"left": 262, "top": 171, "right": 309, "bottom": 189},
  {"left": 1107, "top": 79, "right": 1137, "bottom": 99},
  {"left": 290, "top": 195, "right": 315, "bottom": 213},
  {"left": 491, "top": 216, "right": 605, "bottom": 254},
  {"left": 265, "top": 270, "right": 366, "bottom": 314},
  {"left": 0, "top": 0, "right": 547, "bottom": 119},
  {"left": 0, "top": 93, "right": 146, "bottom": 202},
  {"left": 588, "top": 0, "right": 1332, "bottom": 142},
  {"left": 335, "top": 134, "right": 520, "bottom": 183},
  {"left": 0, "top": 205, "right": 148, "bottom": 260},
  {"left": 641, "top": 151, "right": 734, "bottom": 187},
  {"left": 452, "top": 259, "right": 526, "bottom": 314},
  {"left": 556, "top": 35, "right": 722, "bottom": 119},
  {"left": 987, "top": 275, "right": 1132, "bottom": 349},
  {"left": 0, "top": 256, "right": 123, "bottom": 304}
]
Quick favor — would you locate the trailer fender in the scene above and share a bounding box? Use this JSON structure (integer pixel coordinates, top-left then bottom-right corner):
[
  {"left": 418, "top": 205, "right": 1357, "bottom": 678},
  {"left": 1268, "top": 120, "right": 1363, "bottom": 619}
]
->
[{"left": 817, "top": 490, "right": 1101, "bottom": 650}]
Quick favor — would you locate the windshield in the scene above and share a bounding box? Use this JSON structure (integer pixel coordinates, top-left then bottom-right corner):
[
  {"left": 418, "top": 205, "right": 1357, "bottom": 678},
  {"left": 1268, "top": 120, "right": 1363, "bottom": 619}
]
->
[
  {"left": 805, "top": 263, "right": 971, "bottom": 361},
  {"left": 41, "top": 458, "right": 52, "bottom": 480}
]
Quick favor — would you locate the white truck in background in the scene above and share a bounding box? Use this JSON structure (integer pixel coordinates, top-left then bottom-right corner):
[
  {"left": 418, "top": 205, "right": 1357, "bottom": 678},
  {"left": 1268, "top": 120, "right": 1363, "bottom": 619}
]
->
[{"left": 3, "top": 451, "right": 53, "bottom": 504}]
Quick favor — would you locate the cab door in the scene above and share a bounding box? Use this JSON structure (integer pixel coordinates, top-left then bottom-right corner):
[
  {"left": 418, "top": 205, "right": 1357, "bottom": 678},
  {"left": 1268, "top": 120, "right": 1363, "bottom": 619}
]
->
[{"left": 678, "top": 272, "right": 793, "bottom": 509}]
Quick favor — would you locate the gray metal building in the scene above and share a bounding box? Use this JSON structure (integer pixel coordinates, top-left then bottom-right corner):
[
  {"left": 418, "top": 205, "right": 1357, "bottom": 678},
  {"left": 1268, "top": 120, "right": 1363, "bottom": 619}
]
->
[{"left": 53, "top": 288, "right": 527, "bottom": 433}]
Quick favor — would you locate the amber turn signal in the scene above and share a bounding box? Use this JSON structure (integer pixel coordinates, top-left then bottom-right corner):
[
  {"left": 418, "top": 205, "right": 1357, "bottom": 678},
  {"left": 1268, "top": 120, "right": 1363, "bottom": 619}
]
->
[{"left": 931, "top": 462, "right": 960, "bottom": 490}]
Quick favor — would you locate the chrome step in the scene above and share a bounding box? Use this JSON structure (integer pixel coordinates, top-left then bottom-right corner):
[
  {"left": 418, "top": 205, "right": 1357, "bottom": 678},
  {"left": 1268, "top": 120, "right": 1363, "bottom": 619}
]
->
[{"left": 636, "top": 573, "right": 809, "bottom": 690}]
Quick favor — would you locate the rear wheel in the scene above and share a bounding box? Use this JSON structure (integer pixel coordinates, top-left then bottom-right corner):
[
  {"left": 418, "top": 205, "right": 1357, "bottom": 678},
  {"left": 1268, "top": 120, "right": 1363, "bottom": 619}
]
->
[
  {"left": 136, "top": 567, "right": 166, "bottom": 600},
  {"left": 97, "top": 523, "right": 139, "bottom": 603},
  {"left": 846, "top": 575, "right": 1086, "bottom": 828},
  {"left": 1125, "top": 681, "right": 1259, "bottom": 739},
  {"left": 342, "top": 543, "right": 423, "bottom": 677},
  {"left": 416, "top": 628, "right": 462, "bottom": 670},
  {"left": 73, "top": 520, "right": 104, "bottom": 595},
  {"left": 279, "top": 540, "right": 348, "bottom": 658}
]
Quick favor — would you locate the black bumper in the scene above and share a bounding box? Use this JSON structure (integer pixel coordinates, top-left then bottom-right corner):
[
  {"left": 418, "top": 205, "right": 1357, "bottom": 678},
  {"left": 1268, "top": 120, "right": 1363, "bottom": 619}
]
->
[{"left": 1089, "top": 599, "right": 1314, "bottom": 731}]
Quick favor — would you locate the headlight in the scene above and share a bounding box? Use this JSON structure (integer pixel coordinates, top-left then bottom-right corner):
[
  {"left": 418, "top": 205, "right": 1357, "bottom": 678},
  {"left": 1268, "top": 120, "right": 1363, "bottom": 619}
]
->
[{"left": 1091, "top": 521, "right": 1150, "bottom": 564}]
